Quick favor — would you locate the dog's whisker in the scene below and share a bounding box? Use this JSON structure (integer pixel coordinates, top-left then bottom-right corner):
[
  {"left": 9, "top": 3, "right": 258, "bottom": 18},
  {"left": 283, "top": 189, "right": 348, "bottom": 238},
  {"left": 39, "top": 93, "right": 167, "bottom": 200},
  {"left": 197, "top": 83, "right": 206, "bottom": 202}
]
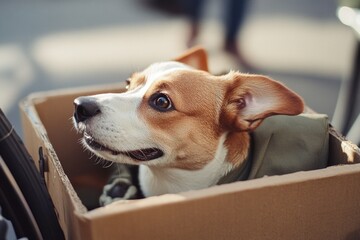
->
[
  {"left": 89, "top": 152, "right": 97, "bottom": 160},
  {"left": 92, "top": 157, "right": 102, "bottom": 165},
  {"left": 102, "top": 160, "right": 114, "bottom": 169}
]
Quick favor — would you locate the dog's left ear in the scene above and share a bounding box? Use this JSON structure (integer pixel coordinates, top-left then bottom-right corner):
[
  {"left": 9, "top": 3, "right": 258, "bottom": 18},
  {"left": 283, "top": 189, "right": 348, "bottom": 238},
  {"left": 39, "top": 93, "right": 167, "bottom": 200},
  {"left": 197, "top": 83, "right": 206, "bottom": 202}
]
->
[
  {"left": 221, "top": 72, "right": 305, "bottom": 132},
  {"left": 173, "top": 46, "right": 209, "bottom": 72}
]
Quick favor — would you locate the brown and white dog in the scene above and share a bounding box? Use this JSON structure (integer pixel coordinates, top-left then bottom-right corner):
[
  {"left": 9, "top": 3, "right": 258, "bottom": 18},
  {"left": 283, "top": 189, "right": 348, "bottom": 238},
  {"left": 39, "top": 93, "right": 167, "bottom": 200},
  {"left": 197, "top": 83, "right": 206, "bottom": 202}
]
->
[{"left": 73, "top": 47, "right": 304, "bottom": 197}]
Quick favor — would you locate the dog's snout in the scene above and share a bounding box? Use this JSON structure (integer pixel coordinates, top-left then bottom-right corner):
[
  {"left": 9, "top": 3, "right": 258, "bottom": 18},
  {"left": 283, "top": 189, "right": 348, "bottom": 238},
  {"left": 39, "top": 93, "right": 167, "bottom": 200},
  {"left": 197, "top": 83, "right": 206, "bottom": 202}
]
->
[{"left": 74, "top": 97, "right": 101, "bottom": 122}]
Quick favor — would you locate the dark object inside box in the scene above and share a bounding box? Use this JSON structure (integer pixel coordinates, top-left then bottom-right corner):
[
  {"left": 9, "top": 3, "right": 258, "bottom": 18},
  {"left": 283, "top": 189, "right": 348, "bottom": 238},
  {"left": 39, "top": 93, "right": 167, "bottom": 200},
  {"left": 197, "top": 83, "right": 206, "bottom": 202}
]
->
[{"left": 98, "top": 113, "right": 329, "bottom": 206}]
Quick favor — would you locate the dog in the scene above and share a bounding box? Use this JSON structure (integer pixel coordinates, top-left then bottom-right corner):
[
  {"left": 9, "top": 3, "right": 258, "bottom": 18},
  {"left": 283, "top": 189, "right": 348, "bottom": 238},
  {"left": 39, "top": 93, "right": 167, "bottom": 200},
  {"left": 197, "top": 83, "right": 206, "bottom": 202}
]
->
[{"left": 73, "top": 47, "right": 304, "bottom": 198}]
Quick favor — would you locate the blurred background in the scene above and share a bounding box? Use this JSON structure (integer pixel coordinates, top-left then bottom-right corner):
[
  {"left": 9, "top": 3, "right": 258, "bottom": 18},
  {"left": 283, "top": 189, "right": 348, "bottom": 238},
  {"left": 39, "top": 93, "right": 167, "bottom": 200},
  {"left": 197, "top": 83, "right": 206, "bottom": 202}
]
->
[{"left": 0, "top": 0, "right": 359, "bottom": 138}]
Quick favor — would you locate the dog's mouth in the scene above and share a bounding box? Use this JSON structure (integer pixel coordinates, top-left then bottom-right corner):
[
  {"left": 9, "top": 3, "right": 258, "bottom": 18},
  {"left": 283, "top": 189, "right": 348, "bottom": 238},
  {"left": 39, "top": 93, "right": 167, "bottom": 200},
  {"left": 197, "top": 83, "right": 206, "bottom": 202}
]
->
[{"left": 83, "top": 132, "right": 164, "bottom": 161}]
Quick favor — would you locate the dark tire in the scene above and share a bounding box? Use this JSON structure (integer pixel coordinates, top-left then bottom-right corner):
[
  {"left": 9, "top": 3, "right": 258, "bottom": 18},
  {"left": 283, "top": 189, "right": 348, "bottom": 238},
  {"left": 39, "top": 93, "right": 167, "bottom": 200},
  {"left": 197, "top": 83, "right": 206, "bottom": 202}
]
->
[{"left": 0, "top": 109, "right": 64, "bottom": 240}]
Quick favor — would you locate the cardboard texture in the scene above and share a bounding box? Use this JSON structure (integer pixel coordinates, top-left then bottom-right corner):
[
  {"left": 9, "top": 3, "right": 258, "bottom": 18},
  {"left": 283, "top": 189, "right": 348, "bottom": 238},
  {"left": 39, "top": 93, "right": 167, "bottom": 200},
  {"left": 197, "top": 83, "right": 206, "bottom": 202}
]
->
[{"left": 20, "top": 83, "right": 360, "bottom": 240}]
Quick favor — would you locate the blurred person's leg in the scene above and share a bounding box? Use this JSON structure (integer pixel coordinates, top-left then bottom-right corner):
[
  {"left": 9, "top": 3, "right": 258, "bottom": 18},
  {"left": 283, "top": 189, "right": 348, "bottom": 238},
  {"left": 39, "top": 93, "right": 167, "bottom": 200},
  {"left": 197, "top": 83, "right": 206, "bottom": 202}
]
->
[
  {"left": 224, "top": 0, "right": 252, "bottom": 69},
  {"left": 184, "top": 0, "right": 206, "bottom": 47}
]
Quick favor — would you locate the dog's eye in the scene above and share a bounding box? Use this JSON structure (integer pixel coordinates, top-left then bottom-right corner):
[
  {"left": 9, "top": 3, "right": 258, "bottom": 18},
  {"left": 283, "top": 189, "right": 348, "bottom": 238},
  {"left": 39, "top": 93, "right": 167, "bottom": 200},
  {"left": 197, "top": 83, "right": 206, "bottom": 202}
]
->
[{"left": 149, "top": 93, "right": 173, "bottom": 112}]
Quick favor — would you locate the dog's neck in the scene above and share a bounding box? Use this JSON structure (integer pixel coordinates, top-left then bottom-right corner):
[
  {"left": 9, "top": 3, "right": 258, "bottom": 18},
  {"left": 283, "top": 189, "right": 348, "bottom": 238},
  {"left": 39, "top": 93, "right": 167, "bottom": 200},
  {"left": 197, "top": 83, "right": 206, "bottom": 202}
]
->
[{"left": 139, "top": 133, "right": 248, "bottom": 197}]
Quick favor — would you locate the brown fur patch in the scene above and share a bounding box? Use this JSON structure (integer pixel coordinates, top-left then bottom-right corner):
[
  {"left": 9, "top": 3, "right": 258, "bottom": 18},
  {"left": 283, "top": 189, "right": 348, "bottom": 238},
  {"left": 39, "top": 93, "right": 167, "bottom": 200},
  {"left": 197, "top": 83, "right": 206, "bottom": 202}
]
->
[
  {"left": 224, "top": 132, "right": 250, "bottom": 167},
  {"left": 138, "top": 70, "right": 227, "bottom": 170}
]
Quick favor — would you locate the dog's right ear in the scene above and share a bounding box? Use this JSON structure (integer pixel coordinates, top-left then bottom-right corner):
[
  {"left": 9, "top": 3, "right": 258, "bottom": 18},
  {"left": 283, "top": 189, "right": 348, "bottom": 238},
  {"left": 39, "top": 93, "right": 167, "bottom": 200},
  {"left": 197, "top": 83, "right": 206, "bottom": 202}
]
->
[
  {"left": 220, "top": 72, "right": 304, "bottom": 132},
  {"left": 173, "top": 46, "right": 209, "bottom": 72}
]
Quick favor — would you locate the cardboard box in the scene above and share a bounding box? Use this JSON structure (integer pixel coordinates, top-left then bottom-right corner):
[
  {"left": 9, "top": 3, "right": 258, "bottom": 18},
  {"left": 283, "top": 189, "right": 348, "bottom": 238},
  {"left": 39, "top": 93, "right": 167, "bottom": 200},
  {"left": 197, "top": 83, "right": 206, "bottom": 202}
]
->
[{"left": 20, "top": 83, "right": 360, "bottom": 240}]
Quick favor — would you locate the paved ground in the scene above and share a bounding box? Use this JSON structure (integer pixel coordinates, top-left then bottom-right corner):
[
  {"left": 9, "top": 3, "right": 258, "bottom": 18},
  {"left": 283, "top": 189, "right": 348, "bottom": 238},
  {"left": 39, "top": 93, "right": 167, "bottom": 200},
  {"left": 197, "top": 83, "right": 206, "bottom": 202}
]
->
[{"left": 0, "top": 0, "right": 357, "bottom": 137}]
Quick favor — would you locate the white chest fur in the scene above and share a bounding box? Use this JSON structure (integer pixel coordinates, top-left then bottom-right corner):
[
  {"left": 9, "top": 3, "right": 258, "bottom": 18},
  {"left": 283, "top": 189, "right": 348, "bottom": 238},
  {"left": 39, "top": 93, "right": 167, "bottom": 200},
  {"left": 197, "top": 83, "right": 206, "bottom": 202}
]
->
[{"left": 139, "top": 134, "right": 233, "bottom": 197}]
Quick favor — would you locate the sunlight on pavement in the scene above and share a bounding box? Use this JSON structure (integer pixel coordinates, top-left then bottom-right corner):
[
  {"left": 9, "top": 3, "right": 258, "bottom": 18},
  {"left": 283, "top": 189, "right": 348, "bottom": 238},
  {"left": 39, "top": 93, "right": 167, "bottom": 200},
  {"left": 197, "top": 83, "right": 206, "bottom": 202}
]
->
[
  {"left": 30, "top": 16, "right": 353, "bottom": 81},
  {"left": 31, "top": 20, "right": 189, "bottom": 79},
  {"left": 242, "top": 16, "right": 353, "bottom": 76}
]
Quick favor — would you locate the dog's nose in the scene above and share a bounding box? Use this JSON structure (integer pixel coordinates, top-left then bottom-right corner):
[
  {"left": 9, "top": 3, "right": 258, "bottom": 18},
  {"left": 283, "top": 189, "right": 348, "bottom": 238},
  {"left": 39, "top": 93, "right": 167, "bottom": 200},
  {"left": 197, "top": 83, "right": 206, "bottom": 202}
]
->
[{"left": 73, "top": 97, "right": 101, "bottom": 122}]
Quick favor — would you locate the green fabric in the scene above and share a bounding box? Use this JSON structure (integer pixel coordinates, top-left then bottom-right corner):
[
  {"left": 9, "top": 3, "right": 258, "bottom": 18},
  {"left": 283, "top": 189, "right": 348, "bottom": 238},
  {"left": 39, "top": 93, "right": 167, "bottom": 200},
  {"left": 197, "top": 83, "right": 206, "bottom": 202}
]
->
[{"left": 218, "top": 114, "right": 329, "bottom": 184}]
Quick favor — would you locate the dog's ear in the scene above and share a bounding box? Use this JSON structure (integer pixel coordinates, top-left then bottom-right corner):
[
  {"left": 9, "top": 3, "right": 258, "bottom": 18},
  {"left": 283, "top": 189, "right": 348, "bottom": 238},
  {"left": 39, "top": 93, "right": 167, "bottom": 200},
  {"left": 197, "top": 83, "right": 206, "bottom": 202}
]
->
[
  {"left": 221, "top": 72, "right": 304, "bottom": 131},
  {"left": 173, "top": 46, "right": 209, "bottom": 72}
]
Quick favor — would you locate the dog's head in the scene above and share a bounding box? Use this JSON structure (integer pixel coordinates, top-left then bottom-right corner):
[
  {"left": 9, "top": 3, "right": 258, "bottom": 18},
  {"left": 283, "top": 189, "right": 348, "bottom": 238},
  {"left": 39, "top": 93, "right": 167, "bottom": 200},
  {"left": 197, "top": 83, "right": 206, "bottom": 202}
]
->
[{"left": 73, "top": 47, "right": 304, "bottom": 170}]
